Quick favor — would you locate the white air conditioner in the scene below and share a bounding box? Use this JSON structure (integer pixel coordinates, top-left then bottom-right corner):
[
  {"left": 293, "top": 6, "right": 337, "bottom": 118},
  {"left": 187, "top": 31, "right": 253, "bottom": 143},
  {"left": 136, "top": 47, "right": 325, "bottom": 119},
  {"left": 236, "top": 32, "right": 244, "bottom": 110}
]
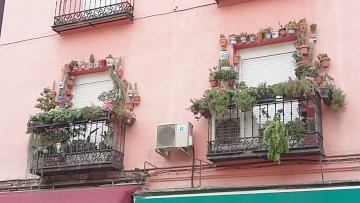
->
[{"left": 156, "top": 122, "right": 193, "bottom": 149}]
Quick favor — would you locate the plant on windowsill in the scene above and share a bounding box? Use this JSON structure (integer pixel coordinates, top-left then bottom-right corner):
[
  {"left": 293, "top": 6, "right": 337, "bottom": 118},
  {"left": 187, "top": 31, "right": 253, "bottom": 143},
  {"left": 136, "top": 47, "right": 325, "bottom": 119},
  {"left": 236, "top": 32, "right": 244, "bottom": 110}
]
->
[
  {"left": 248, "top": 33, "right": 256, "bottom": 42},
  {"left": 239, "top": 32, "right": 248, "bottom": 43},
  {"left": 317, "top": 53, "right": 331, "bottom": 68},
  {"left": 263, "top": 114, "right": 289, "bottom": 164},
  {"left": 229, "top": 34, "right": 238, "bottom": 45},
  {"left": 286, "top": 20, "right": 297, "bottom": 34},
  {"left": 263, "top": 27, "right": 272, "bottom": 40}
]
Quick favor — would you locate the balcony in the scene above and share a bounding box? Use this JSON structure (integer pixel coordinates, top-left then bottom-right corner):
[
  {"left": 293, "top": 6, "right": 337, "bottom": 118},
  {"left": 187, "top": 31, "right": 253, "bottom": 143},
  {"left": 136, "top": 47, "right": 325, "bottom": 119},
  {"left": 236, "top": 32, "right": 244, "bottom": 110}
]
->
[
  {"left": 29, "top": 111, "right": 125, "bottom": 175},
  {"left": 207, "top": 95, "right": 323, "bottom": 162},
  {"left": 52, "top": 0, "right": 134, "bottom": 33}
]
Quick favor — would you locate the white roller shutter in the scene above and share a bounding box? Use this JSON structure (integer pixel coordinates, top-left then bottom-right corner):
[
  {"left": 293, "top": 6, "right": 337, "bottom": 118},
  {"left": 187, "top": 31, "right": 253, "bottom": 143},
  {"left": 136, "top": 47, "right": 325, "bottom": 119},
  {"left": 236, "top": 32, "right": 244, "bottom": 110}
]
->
[
  {"left": 240, "top": 42, "right": 296, "bottom": 86},
  {"left": 73, "top": 71, "right": 113, "bottom": 108}
]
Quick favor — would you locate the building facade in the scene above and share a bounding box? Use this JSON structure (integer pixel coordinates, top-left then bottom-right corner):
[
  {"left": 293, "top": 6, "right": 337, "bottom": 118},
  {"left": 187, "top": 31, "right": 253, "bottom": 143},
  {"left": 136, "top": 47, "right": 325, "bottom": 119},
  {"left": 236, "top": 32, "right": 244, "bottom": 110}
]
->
[{"left": 0, "top": 0, "right": 360, "bottom": 202}]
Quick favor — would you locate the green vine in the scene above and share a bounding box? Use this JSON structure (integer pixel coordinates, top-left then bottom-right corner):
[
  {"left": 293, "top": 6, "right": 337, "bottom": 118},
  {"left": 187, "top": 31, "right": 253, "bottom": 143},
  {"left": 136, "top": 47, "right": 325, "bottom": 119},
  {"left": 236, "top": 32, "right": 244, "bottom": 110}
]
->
[{"left": 263, "top": 115, "right": 289, "bottom": 164}]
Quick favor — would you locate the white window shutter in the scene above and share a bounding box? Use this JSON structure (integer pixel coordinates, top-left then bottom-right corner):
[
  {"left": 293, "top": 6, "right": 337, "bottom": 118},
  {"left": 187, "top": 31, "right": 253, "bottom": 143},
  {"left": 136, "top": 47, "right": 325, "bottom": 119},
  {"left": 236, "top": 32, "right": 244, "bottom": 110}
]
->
[{"left": 73, "top": 72, "right": 113, "bottom": 108}]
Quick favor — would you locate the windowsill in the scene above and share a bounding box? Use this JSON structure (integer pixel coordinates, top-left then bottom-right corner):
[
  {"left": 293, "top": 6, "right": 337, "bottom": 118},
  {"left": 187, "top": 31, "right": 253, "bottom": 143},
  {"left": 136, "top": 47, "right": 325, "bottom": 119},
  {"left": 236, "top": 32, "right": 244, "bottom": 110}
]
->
[
  {"left": 69, "top": 65, "right": 108, "bottom": 76},
  {"left": 233, "top": 34, "right": 298, "bottom": 51}
]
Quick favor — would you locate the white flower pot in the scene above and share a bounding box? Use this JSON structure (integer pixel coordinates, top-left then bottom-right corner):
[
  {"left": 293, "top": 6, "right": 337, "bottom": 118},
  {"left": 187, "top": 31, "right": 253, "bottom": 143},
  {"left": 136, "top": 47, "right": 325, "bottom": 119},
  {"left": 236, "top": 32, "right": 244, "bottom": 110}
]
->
[
  {"left": 221, "top": 66, "right": 231, "bottom": 71},
  {"left": 249, "top": 35, "right": 256, "bottom": 42},
  {"left": 272, "top": 30, "right": 279, "bottom": 39},
  {"left": 265, "top": 33, "right": 272, "bottom": 39},
  {"left": 240, "top": 36, "right": 247, "bottom": 43},
  {"left": 230, "top": 36, "right": 237, "bottom": 45},
  {"left": 288, "top": 29, "right": 296, "bottom": 34}
]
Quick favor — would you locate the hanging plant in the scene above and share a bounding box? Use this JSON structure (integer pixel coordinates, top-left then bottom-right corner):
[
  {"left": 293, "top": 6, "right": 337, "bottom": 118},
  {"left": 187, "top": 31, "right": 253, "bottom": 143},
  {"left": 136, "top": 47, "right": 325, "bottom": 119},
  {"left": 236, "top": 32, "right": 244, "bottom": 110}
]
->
[
  {"left": 205, "top": 88, "right": 233, "bottom": 119},
  {"left": 263, "top": 115, "right": 289, "bottom": 164}
]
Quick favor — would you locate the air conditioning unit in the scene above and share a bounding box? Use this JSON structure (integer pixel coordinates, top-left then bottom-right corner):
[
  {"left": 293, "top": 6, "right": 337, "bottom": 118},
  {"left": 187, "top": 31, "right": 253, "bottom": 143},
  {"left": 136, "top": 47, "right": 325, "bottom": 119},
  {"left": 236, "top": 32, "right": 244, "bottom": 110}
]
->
[{"left": 156, "top": 122, "right": 193, "bottom": 150}]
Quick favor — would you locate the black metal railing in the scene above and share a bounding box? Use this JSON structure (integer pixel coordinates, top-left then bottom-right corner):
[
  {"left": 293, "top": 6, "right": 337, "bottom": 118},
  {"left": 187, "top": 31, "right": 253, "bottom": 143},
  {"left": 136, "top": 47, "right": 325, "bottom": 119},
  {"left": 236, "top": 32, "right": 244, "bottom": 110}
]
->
[
  {"left": 207, "top": 95, "right": 323, "bottom": 162},
  {"left": 30, "top": 115, "right": 125, "bottom": 175},
  {"left": 52, "top": 0, "right": 134, "bottom": 32}
]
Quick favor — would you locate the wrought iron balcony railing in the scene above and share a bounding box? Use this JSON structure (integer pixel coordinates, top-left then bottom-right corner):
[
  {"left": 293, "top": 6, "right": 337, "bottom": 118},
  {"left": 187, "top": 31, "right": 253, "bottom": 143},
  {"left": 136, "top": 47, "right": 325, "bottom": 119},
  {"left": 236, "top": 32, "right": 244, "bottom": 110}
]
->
[
  {"left": 52, "top": 0, "right": 134, "bottom": 33},
  {"left": 29, "top": 113, "right": 125, "bottom": 175},
  {"left": 207, "top": 95, "right": 323, "bottom": 162}
]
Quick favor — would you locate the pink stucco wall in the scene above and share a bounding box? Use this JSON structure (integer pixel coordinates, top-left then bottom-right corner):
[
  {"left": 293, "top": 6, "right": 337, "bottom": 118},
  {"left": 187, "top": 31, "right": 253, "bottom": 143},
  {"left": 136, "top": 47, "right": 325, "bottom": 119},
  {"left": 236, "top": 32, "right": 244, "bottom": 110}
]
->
[{"left": 0, "top": 0, "right": 360, "bottom": 189}]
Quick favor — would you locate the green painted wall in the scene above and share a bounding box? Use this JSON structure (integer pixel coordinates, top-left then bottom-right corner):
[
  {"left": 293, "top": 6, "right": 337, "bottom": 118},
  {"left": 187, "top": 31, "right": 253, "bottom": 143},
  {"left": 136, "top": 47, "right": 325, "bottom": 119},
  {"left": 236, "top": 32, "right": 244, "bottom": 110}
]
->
[{"left": 135, "top": 187, "right": 360, "bottom": 203}]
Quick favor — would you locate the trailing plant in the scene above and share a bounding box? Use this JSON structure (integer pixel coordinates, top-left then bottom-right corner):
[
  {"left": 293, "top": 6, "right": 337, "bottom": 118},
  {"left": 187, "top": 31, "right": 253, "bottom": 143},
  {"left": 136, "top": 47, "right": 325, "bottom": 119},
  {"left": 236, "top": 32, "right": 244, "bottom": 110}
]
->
[
  {"left": 256, "top": 82, "right": 275, "bottom": 100},
  {"left": 35, "top": 87, "right": 57, "bottom": 112},
  {"left": 263, "top": 115, "right": 289, "bottom": 163},
  {"left": 331, "top": 86, "right": 346, "bottom": 114},
  {"left": 187, "top": 97, "right": 208, "bottom": 117},
  {"left": 295, "top": 64, "right": 311, "bottom": 79},
  {"left": 234, "top": 87, "right": 257, "bottom": 112},
  {"left": 205, "top": 88, "right": 233, "bottom": 119}
]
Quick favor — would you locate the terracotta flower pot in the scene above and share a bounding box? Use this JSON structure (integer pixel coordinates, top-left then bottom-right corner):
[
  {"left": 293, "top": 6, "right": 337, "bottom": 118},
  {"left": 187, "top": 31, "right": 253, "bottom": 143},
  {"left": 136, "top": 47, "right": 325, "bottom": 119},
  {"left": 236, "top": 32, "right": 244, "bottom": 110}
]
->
[
  {"left": 299, "top": 45, "right": 309, "bottom": 55},
  {"left": 316, "top": 75, "right": 324, "bottom": 85},
  {"left": 320, "top": 57, "right": 331, "bottom": 68},
  {"left": 257, "top": 32, "right": 264, "bottom": 42},
  {"left": 233, "top": 55, "right": 240, "bottom": 64},
  {"left": 133, "top": 95, "right": 141, "bottom": 105},
  {"left": 100, "top": 59, "right": 107, "bottom": 68},
  {"left": 126, "top": 102, "right": 134, "bottom": 111},
  {"left": 279, "top": 28, "right": 286, "bottom": 37},
  {"left": 209, "top": 79, "right": 218, "bottom": 88},
  {"left": 219, "top": 38, "right": 227, "bottom": 49}
]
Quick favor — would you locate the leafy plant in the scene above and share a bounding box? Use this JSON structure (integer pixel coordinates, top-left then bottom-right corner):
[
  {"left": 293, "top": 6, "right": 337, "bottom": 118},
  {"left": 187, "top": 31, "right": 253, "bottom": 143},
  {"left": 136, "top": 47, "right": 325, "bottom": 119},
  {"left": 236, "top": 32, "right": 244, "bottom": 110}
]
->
[
  {"left": 239, "top": 32, "right": 248, "bottom": 37},
  {"left": 256, "top": 82, "right": 275, "bottom": 100},
  {"left": 331, "top": 87, "right": 346, "bottom": 114},
  {"left": 286, "top": 20, "right": 297, "bottom": 30},
  {"left": 220, "top": 60, "right": 230, "bottom": 67},
  {"left": 35, "top": 88, "right": 57, "bottom": 112},
  {"left": 205, "top": 88, "right": 233, "bottom": 119},
  {"left": 263, "top": 27, "right": 272, "bottom": 34},
  {"left": 293, "top": 51, "right": 305, "bottom": 63},
  {"left": 89, "top": 54, "right": 95, "bottom": 63},
  {"left": 234, "top": 88, "right": 257, "bottom": 112},
  {"left": 317, "top": 53, "right": 329, "bottom": 60},
  {"left": 286, "top": 119, "right": 307, "bottom": 139},
  {"left": 187, "top": 97, "right": 207, "bottom": 116},
  {"left": 209, "top": 66, "right": 219, "bottom": 80},
  {"left": 263, "top": 115, "right": 289, "bottom": 163},
  {"left": 295, "top": 64, "right": 311, "bottom": 79}
]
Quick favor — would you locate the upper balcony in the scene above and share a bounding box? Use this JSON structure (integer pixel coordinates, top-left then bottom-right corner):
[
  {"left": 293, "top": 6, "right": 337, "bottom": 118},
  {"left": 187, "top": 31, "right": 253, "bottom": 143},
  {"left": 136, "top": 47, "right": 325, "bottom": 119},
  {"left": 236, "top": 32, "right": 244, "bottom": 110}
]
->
[
  {"left": 52, "top": 0, "right": 134, "bottom": 33},
  {"left": 207, "top": 95, "right": 323, "bottom": 162},
  {"left": 28, "top": 111, "right": 125, "bottom": 176}
]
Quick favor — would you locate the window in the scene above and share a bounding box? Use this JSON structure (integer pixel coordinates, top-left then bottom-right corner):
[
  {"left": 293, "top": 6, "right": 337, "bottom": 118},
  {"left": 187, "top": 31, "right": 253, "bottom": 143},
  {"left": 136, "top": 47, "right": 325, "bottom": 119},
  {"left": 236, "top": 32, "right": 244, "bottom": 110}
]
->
[
  {"left": 211, "top": 42, "right": 298, "bottom": 142},
  {"left": 0, "top": 0, "right": 5, "bottom": 36},
  {"left": 73, "top": 71, "right": 113, "bottom": 108}
]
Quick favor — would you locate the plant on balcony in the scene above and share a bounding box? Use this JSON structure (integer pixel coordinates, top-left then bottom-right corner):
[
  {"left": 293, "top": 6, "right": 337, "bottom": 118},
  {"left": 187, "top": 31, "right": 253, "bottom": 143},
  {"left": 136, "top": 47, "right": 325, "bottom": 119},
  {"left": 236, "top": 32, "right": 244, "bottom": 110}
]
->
[
  {"left": 220, "top": 69, "right": 237, "bottom": 87},
  {"left": 229, "top": 34, "right": 238, "bottom": 45},
  {"left": 317, "top": 53, "right": 331, "bottom": 68},
  {"left": 188, "top": 97, "right": 210, "bottom": 120},
  {"left": 234, "top": 87, "right": 257, "bottom": 112},
  {"left": 256, "top": 82, "right": 275, "bottom": 103},
  {"left": 220, "top": 60, "right": 231, "bottom": 70},
  {"left": 263, "top": 115, "right": 289, "bottom": 164},
  {"left": 35, "top": 88, "right": 57, "bottom": 112},
  {"left": 205, "top": 88, "right": 233, "bottom": 119},
  {"left": 286, "top": 119, "right": 307, "bottom": 140},
  {"left": 331, "top": 86, "right": 346, "bottom": 115},
  {"left": 295, "top": 64, "right": 311, "bottom": 79}
]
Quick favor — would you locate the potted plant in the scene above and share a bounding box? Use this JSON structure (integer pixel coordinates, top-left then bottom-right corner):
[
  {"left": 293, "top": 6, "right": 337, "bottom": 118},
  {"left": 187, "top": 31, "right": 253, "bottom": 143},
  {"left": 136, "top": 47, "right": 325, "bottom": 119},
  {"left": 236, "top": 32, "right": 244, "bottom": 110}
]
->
[
  {"left": 331, "top": 86, "right": 346, "bottom": 114},
  {"left": 234, "top": 87, "right": 257, "bottom": 112},
  {"left": 223, "top": 69, "right": 237, "bottom": 88},
  {"left": 256, "top": 82, "right": 275, "bottom": 103},
  {"left": 239, "top": 32, "right": 248, "bottom": 43},
  {"left": 127, "top": 83, "right": 134, "bottom": 97},
  {"left": 209, "top": 66, "right": 219, "bottom": 88},
  {"left": 121, "top": 110, "right": 136, "bottom": 126},
  {"left": 257, "top": 28, "right": 264, "bottom": 42},
  {"left": 286, "top": 119, "right": 307, "bottom": 140},
  {"left": 220, "top": 60, "right": 231, "bottom": 70},
  {"left": 263, "top": 114, "right": 289, "bottom": 164},
  {"left": 271, "top": 28, "right": 279, "bottom": 39},
  {"left": 298, "top": 18, "right": 307, "bottom": 30},
  {"left": 133, "top": 83, "right": 141, "bottom": 105},
  {"left": 293, "top": 51, "right": 306, "bottom": 66},
  {"left": 229, "top": 34, "right": 238, "bottom": 45},
  {"left": 188, "top": 98, "right": 210, "bottom": 119},
  {"left": 278, "top": 22, "right": 286, "bottom": 37},
  {"left": 233, "top": 53, "right": 241, "bottom": 65},
  {"left": 263, "top": 27, "right": 272, "bottom": 39},
  {"left": 248, "top": 33, "right": 256, "bottom": 42},
  {"left": 219, "top": 34, "right": 227, "bottom": 49},
  {"left": 297, "top": 27, "right": 309, "bottom": 55},
  {"left": 286, "top": 20, "right": 297, "bottom": 34},
  {"left": 205, "top": 88, "right": 233, "bottom": 119},
  {"left": 317, "top": 53, "right": 331, "bottom": 68},
  {"left": 310, "top": 23, "right": 317, "bottom": 41},
  {"left": 319, "top": 82, "right": 334, "bottom": 105},
  {"left": 295, "top": 64, "right": 311, "bottom": 80},
  {"left": 89, "top": 53, "right": 95, "bottom": 68},
  {"left": 106, "top": 54, "right": 115, "bottom": 68}
]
